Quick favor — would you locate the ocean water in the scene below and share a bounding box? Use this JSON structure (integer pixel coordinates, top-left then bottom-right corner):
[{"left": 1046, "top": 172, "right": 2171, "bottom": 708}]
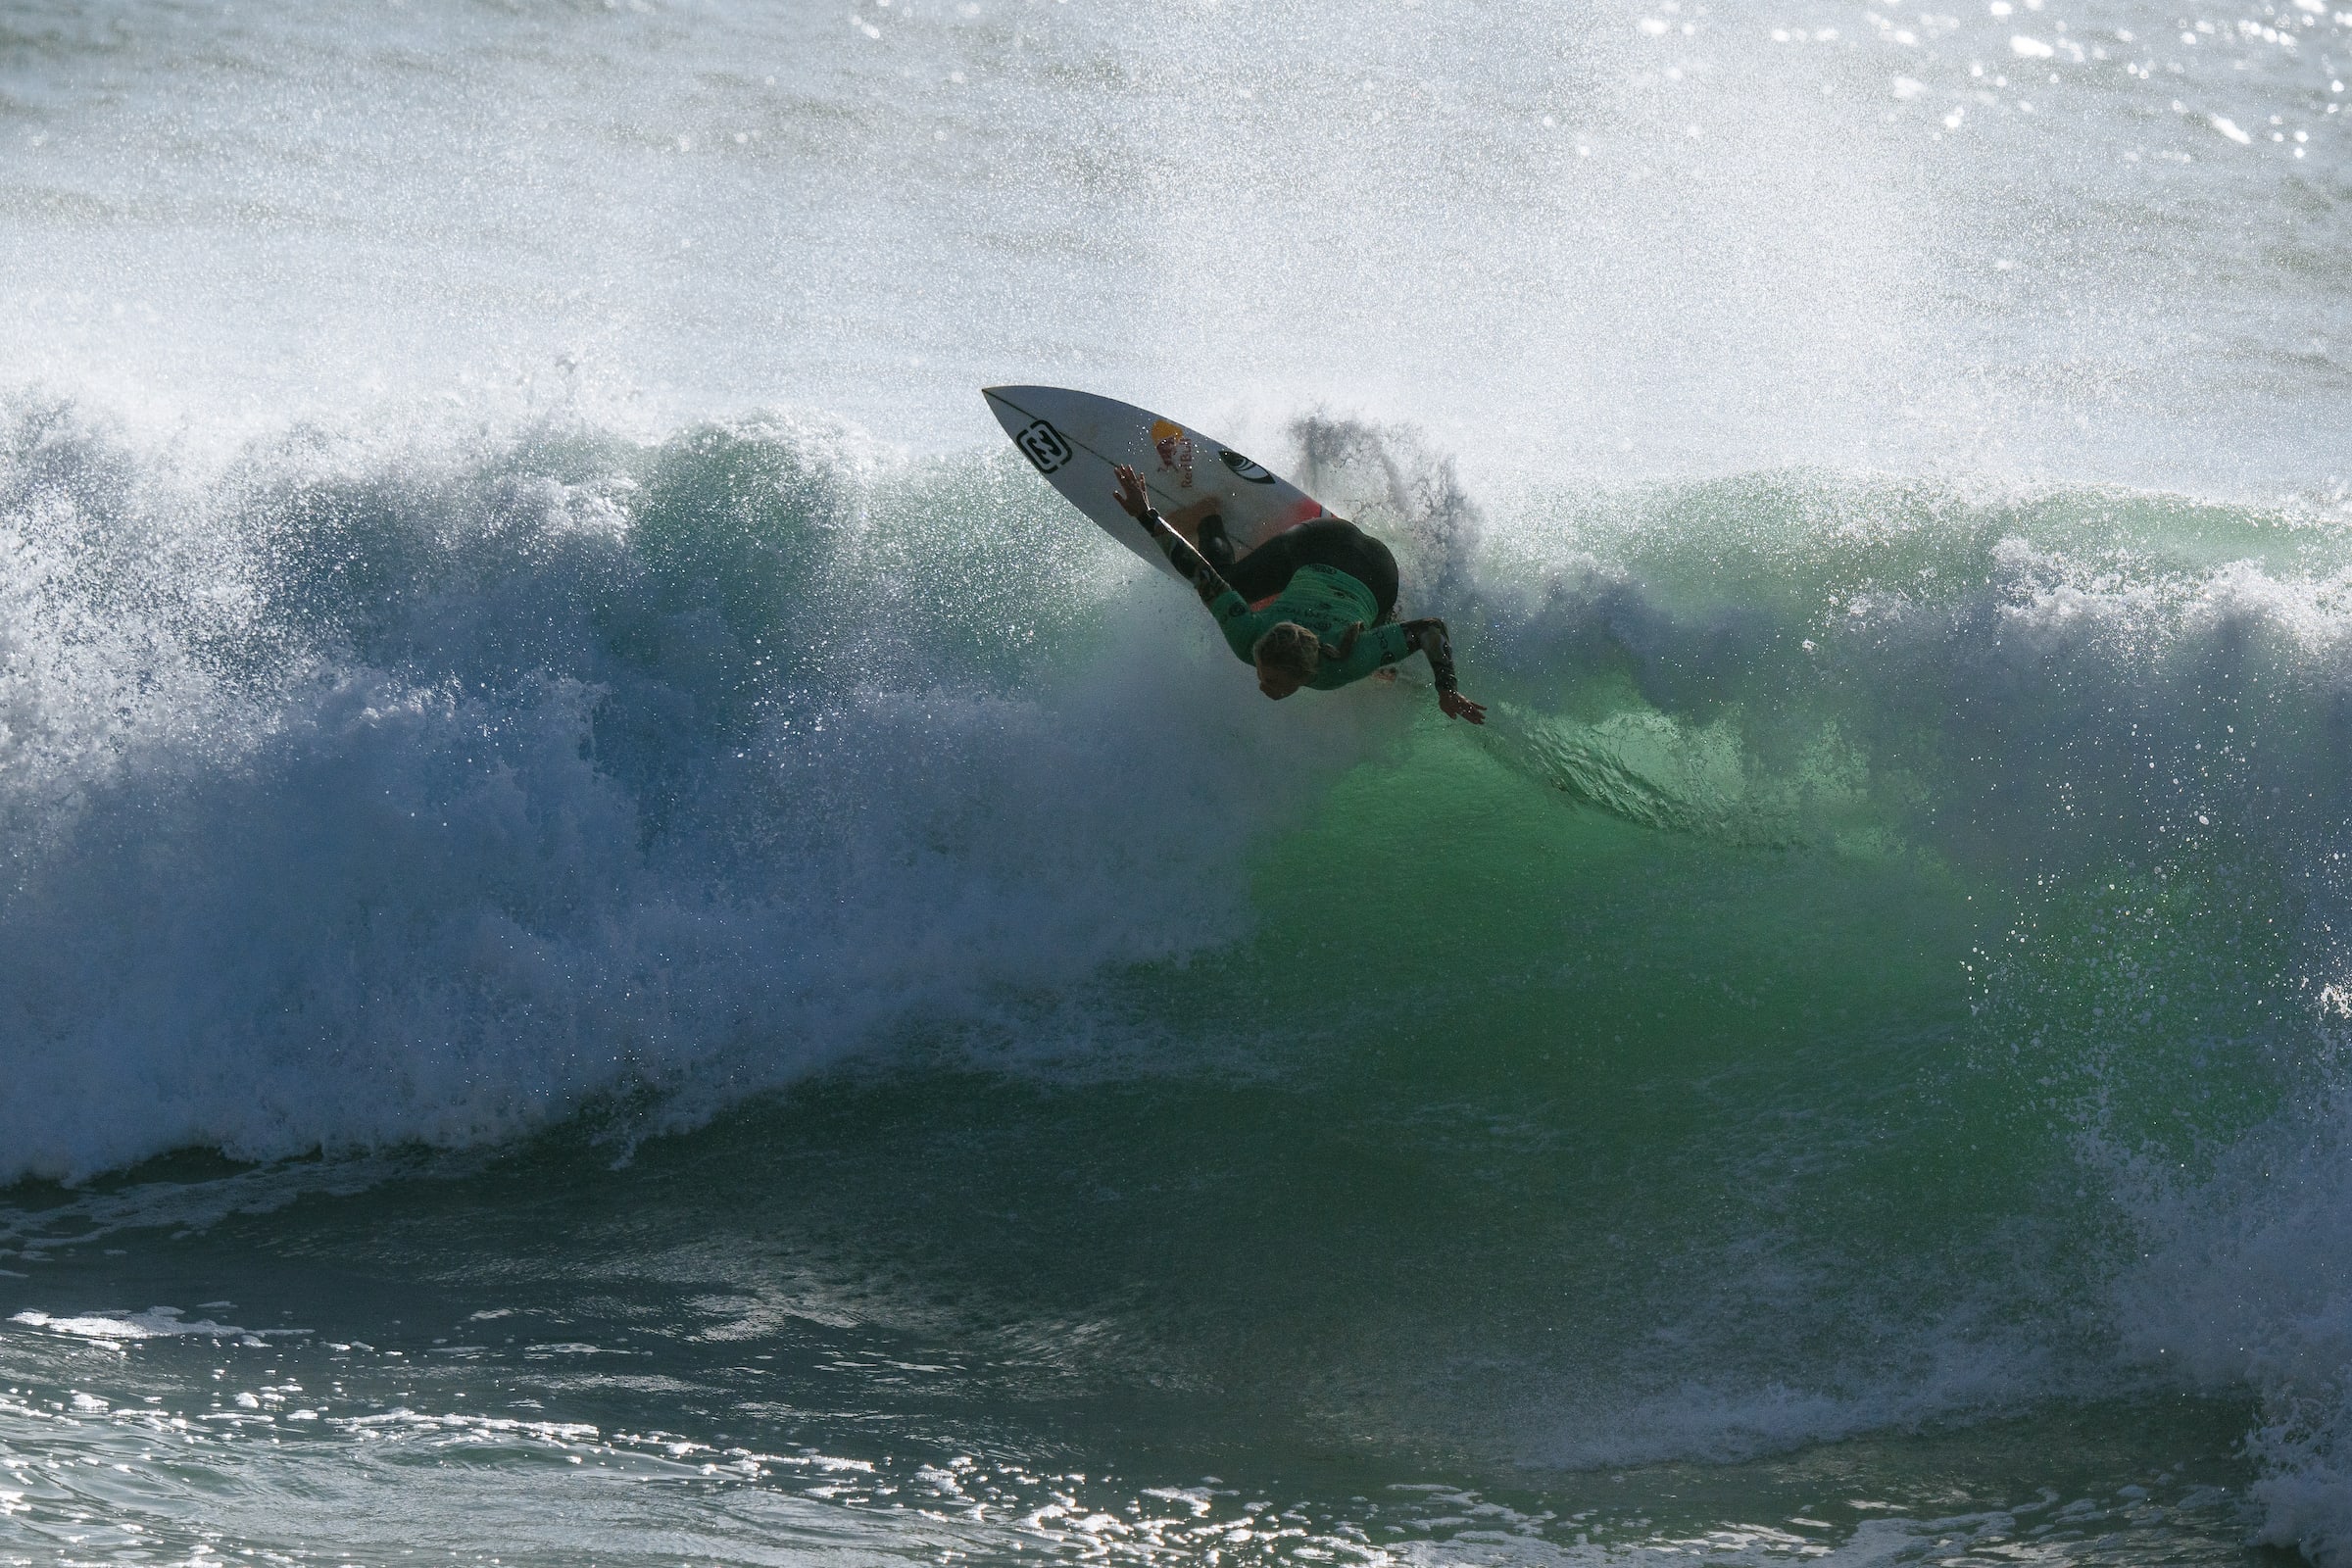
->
[{"left": 4, "top": 0, "right": 2350, "bottom": 1563}]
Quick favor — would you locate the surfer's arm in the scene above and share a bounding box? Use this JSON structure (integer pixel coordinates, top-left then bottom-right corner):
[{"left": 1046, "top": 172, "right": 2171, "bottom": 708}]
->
[
  {"left": 1112, "top": 464, "right": 1233, "bottom": 608},
  {"left": 1403, "top": 617, "right": 1487, "bottom": 724}
]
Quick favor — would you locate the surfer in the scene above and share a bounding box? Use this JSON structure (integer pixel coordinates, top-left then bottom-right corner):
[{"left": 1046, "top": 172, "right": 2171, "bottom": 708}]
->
[{"left": 1111, "top": 465, "right": 1486, "bottom": 723}]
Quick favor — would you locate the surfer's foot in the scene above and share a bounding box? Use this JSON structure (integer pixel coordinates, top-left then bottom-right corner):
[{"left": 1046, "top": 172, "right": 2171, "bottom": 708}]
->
[{"left": 1196, "top": 513, "right": 1236, "bottom": 569}]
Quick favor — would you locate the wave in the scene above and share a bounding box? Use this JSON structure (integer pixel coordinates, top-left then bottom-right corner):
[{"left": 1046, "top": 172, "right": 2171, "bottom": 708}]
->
[
  {"left": 0, "top": 398, "right": 1402, "bottom": 1180},
  {"left": 12, "top": 395, "right": 2352, "bottom": 1558}
]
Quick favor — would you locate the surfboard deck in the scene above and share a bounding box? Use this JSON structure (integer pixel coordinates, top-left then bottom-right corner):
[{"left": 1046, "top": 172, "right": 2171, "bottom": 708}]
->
[{"left": 982, "top": 386, "right": 1337, "bottom": 584}]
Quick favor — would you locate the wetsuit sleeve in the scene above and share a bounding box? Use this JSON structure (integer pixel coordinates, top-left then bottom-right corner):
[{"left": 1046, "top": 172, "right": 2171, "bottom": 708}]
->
[
  {"left": 1138, "top": 509, "right": 1263, "bottom": 664},
  {"left": 1403, "top": 618, "right": 1462, "bottom": 695},
  {"left": 1136, "top": 509, "right": 1233, "bottom": 607}
]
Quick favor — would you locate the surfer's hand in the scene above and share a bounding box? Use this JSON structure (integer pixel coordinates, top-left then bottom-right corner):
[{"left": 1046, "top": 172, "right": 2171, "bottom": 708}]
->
[
  {"left": 1111, "top": 466, "right": 1152, "bottom": 520},
  {"left": 1440, "top": 690, "right": 1487, "bottom": 725}
]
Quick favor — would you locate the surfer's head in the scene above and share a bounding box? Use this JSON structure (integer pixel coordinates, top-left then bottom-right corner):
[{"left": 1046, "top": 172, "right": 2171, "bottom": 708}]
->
[{"left": 1251, "top": 622, "right": 1321, "bottom": 699}]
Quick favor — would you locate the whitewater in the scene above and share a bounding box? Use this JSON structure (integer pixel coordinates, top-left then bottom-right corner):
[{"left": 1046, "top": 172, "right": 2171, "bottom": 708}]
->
[{"left": 3, "top": 0, "right": 2349, "bottom": 1563}]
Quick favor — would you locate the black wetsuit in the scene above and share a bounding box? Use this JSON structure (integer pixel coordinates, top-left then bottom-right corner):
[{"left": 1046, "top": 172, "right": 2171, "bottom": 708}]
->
[{"left": 1200, "top": 515, "right": 1399, "bottom": 622}]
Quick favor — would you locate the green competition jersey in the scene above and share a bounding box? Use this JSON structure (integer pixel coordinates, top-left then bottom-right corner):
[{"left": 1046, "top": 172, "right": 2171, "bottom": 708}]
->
[{"left": 1208, "top": 564, "right": 1411, "bottom": 690}]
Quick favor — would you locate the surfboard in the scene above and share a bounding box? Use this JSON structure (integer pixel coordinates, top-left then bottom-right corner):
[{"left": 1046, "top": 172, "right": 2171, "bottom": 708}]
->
[{"left": 981, "top": 386, "right": 1338, "bottom": 584}]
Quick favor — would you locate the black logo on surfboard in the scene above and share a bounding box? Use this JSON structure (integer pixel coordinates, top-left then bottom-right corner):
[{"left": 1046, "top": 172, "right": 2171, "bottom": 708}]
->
[
  {"left": 1016, "top": 419, "right": 1074, "bottom": 474},
  {"left": 1219, "top": 449, "right": 1275, "bottom": 483}
]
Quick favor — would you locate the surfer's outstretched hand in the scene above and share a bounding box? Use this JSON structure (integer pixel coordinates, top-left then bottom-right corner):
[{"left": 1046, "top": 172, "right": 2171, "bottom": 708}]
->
[
  {"left": 1440, "top": 690, "right": 1488, "bottom": 726},
  {"left": 1111, "top": 465, "right": 1152, "bottom": 521}
]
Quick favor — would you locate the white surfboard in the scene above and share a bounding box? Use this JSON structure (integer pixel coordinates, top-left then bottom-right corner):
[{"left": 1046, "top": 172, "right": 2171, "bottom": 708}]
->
[{"left": 982, "top": 386, "right": 1339, "bottom": 585}]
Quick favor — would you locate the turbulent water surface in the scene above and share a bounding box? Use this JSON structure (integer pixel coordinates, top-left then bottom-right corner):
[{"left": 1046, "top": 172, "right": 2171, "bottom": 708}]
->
[{"left": 3, "top": 0, "right": 2350, "bottom": 1563}]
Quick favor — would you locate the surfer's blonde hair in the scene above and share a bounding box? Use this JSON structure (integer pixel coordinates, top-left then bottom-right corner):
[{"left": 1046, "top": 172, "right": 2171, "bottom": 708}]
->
[
  {"left": 1251, "top": 620, "right": 1364, "bottom": 685},
  {"left": 1251, "top": 622, "right": 1320, "bottom": 683}
]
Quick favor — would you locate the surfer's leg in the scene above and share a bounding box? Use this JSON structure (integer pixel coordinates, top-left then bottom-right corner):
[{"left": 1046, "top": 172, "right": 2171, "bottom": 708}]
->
[
  {"left": 1222, "top": 527, "right": 1306, "bottom": 601},
  {"left": 1160, "top": 495, "right": 1229, "bottom": 555},
  {"left": 1195, "top": 511, "right": 1237, "bottom": 570},
  {"left": 1338, "top": 528, "right": 1399, "bottom": 619},
  {"left": 1257, "top": 521, "right": 1399, "bottom": 617}
]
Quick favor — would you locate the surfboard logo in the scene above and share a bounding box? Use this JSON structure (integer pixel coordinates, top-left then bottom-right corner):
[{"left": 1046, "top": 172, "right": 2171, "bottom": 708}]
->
[
  {"left": 1150, "top": 418, "right": 1196, "bottom": 488},
  {"left": 1015, "top": 419, "right": 1073, "bottom": 474},
  {"left": 1219, "top": 449, "right": 1275, "bottom": 484}
]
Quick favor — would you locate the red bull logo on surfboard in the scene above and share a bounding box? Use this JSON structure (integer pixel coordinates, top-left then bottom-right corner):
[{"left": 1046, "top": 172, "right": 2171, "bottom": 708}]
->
[{"left": 1149, "top": 418, "right": 1195, "bottom": 488}]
